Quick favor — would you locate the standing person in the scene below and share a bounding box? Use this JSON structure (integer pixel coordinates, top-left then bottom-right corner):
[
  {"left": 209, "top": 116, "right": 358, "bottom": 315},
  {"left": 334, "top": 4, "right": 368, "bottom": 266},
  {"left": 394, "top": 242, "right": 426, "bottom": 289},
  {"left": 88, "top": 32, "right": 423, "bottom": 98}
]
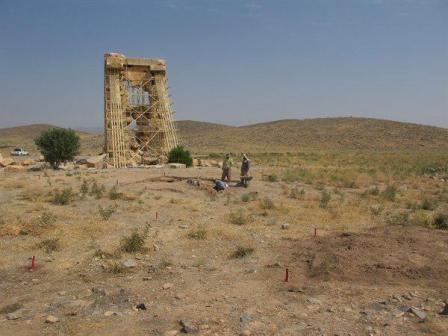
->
[
  {"left": 221, "top": 153, "right": 233, "bottom": 182},
  {"left": 240, "top": 154, "right": 251, "bottom": 187}
]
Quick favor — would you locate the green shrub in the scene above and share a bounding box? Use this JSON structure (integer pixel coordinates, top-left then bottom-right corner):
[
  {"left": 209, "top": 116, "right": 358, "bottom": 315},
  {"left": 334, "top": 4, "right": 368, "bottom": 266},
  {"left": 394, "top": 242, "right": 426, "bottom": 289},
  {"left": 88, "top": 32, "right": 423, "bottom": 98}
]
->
[
  {"left": 319, "top": 190, "right": 331, "bottom": 209},
  {"left": 36, "top": 211, "right": 57, "bottom": 227},
  {"left": 108, "top": 185, "right": 123, "bottom": 200},
  {"left": 420, "top": 198, "right": 437, "bottom": 211},
  {"left": 434, "top": 213, "right": 448, "bottom": 230},
  {"left": 260, "top": 197, "right": 275, "bottom": 210},
  {"left": 241, "top": 194, "right": 251, "bottom": 202},
  {"left": 34, "top": 128, "right": 80, "bottom": 169},
  {"left": 382, "top": 185, "right": 397, "bottom": 201},
  {"left": 266, "top": 174, "right": 278, "bottom": 182},
  {"left": 231, "top": 246, "right": 254, "bottom": 259},
  {"left": 90, "top": 181, "right": 105, "bottom": 199},
  {"left": 289, "top": 187, "right": 305, "bottom": 199},
  {"left": 229, "top": 208, "right": 249, "bottom": 225},
  {"left": 80, "top": 179, "right": 89, "bottom": 198},
  {"left": 168, "top": 145, "right": 193, "bottom": 167},
  {"left": 98, "top": 205, "right": 116, "bottom": 221},
  {"left": 188, "top": 227, "right": 207, "bottom": 240},
  {"left": 121, "top": 232, "right": 146, "bottom": 252},
  {"left": 52, "top": 188, "right": 74, "bottom": 205},
  {"left": 37, "top": 238, "right": 60, "bottom": 253}
]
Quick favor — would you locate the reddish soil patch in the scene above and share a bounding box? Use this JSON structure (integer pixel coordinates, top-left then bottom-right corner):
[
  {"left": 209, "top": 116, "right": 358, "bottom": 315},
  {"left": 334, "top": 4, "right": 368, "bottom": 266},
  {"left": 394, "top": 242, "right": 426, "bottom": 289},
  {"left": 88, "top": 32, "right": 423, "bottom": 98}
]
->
[{"left": 292, "top": 226, "right": 448, "bottom": 287}]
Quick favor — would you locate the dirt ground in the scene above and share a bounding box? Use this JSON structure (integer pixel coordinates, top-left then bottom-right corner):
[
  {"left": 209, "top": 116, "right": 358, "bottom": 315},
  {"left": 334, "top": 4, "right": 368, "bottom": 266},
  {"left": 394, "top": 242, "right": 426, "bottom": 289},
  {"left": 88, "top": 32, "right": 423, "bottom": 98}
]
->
[{"left": 1, "top": 164, "right": 448, "bottom": 336}]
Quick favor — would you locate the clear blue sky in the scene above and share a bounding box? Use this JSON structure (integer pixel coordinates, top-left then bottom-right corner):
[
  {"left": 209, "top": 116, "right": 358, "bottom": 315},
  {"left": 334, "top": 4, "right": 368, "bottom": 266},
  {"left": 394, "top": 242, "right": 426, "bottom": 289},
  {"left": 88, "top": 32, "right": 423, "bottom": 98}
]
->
[{"left": 0, "top": 0, "right": 447, "bottom": 128}]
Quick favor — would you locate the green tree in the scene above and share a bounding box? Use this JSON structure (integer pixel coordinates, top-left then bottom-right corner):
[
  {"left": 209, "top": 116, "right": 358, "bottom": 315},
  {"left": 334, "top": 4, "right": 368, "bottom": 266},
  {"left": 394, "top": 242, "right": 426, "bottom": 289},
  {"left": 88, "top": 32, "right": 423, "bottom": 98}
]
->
[
  {"left": 35, "top": 128, "right": 80, "bottom": 169},
  {"left": 168, "top": 145, "right": 193, "bottom": 167}
]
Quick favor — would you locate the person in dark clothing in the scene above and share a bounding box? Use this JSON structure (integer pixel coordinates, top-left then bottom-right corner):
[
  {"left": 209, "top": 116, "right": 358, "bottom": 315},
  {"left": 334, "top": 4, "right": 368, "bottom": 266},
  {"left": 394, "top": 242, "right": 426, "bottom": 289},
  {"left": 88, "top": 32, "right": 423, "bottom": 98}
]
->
[{"left": 239, "top": 154, "right": 251, "bottom": 187}]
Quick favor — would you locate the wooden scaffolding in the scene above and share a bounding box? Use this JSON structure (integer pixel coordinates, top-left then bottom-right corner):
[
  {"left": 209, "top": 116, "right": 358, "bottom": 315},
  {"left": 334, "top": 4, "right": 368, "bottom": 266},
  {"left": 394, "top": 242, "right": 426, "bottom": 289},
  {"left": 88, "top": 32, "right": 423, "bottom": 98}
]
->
[{"left": 104, "top": 53, "right": 179, "bottom": 168}]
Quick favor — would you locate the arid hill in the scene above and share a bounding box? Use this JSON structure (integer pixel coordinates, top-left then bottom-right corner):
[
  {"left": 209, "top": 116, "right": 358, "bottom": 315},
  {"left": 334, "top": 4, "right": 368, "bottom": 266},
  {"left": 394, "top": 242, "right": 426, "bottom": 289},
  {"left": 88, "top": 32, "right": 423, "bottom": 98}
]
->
[
  {"left": 177, "top": 118, "right": 448, "bottom": 153},
  {"left": 1, "top": 118, "right": 447, "bottom": 156}
]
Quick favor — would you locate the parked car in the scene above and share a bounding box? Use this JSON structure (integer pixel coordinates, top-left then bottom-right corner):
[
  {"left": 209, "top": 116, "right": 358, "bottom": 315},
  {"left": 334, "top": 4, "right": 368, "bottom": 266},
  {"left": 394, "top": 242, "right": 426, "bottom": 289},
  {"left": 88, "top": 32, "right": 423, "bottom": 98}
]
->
[{"left": 10, "top": 148, "right": 29, "bottom": 156}]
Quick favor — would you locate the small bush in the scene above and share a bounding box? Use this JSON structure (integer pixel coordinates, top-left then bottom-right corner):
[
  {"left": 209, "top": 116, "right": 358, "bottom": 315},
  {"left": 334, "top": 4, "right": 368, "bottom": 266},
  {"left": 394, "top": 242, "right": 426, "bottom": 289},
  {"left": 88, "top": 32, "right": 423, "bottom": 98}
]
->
[
  {"left": 98, "top": 205, "right": 116, "bottom": 221},
  {"left": 80, "top": 179, "right": 89, "bottom": 198},
  {"left": 260, "top": 197, "right": 275, "bottom": 210},
  {"left": 109, "top": 185, "right": 123, "bottom": 200},
  {"left": 90, "top": 181, "right": 105, "bottom": 199},
  {"left": 289, "top": 187, "right": 305, "bottom": 199},
  {"left": 37, "top": 238, "right": 60, "bottom": 253},
  {"left": 35, "top": 211, "right": 57, "bottom": 227},
  {"left": 0, "top": 303, "right": 23, "bottom": 314},
  {"left": 434, "top": 213, "right": 448, "bottom": 230},
  {"left": 319, "top": 191, "right": 331, "bottom": 209},
  {"left": 159, "top": 259, "right": 174, "bottom": 269},
  {"left": 231, "top": 246, "right": 254, "bottom": 259},
  {"left": 168, "top": 145, "right": 193, "bottom": 167},
  {"left": 52, "top": 188, "right": 74, "bottom": 205},
  {"left": 229, "top": 208, "right": 249, "bottom": 225},
  {"left": 382, "top": 185, "right": 397, "bottom": 201},
  {"left": 106, "top": 262, "right": 127, "bottom": 274},
  {"left": 121, "top": 232, "right": 146, "bottom": 252},
  {"left": 386, "top": 212, "right": 409, "bottom": 226},
  {"left": 188, "top": 227, "right": 207, "bottom": 240},
  {"left": 241, "top": 194, "right": 251, "bottom": 202},
  {"left": 420, "top": 198, "right": 437, "bottom": 211},
  {"left": 266, "top": 174, "right": 278, "bottom": 182}
]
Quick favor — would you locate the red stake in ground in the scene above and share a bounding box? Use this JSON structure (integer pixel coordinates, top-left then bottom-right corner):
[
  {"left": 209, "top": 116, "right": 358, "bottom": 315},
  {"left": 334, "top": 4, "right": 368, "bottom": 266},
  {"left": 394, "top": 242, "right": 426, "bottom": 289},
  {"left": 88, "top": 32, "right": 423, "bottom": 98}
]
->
[
  {"left": 284, "top": 268, "right": 289, "bottom": 282},
  {"left": 30, "top": 256, "right": 35, "bottom": 272}
]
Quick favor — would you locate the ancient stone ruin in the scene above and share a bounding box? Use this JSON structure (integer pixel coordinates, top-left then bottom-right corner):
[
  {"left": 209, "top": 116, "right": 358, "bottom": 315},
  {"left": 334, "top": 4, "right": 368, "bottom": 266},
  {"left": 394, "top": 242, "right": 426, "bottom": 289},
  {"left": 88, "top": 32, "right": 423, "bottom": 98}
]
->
[{"left": 104, "top": 53, "right": 178, "bottom": 168}]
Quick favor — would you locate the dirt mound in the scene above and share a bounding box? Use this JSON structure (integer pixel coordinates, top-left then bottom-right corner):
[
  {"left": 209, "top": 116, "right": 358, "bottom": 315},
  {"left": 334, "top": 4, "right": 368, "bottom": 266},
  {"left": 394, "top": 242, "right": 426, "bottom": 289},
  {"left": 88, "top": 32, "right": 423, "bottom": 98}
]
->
[{"left": 294, "top": 226, "right": 448, "bottom": 286}]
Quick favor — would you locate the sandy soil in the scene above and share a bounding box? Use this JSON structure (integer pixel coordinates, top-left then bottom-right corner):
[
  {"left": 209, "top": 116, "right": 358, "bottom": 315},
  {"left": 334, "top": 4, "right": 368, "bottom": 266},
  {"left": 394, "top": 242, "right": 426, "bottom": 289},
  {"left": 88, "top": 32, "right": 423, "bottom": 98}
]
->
[{"left": 1, "top": 166, "right": 447, "bottom": 336}]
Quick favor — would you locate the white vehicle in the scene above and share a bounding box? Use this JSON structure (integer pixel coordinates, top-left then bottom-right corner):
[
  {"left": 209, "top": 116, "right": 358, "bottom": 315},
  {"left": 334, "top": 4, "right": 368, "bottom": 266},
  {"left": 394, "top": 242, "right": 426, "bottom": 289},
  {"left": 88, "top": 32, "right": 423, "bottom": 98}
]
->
[{"left": 10, "top": 148, "right": 29, "bottom": 156}]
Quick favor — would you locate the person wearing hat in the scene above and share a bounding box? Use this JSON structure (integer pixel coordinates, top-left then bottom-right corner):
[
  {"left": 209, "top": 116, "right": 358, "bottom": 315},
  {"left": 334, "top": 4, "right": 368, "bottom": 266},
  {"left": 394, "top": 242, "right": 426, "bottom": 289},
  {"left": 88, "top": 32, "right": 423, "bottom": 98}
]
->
[
  {"left": 240, "top": 154, "right": 251, "bottom": 187},
  {"left": 221, "top": 153, "right": 233, "bottom": 182}
]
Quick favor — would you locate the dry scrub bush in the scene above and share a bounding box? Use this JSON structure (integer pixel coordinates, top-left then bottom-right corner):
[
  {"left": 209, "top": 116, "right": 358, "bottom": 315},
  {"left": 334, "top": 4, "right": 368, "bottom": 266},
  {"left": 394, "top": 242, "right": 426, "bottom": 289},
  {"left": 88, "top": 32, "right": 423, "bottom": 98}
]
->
[
  {"left": 260, "top": 197, "right": 275, "bottom": 210},
  {"left": 231, "top": 246, "right": 254, "bottom": 259},
  {"left": 188, "top": 227, "right": 207, "bottom": 240},
  {"left": 229, "top": 208, "right": 249, "bottom": 225},
  {"left": 121, "top": 232, "right": 146, "bottom": 252},
  {"left": 98, "top": 205, "right": 116, "bottom": 221},
  {"left": 52, "top": 188, "right": 74, "bottom": 205},
  {"left": 37, "top": 238, "right": 60, "bottom": 253},
  {"left": 21, "top": 187, "right": 51, "bottom": 202}
]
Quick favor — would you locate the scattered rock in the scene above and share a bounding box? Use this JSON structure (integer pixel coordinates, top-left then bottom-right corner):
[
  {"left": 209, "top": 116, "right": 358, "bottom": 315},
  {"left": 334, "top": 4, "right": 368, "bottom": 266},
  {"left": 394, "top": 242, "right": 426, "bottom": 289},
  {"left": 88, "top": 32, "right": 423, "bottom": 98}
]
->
[
  {"left": 240, "top": 330, "right": 251, "bottom": 336},
  {"left": 281, "top": 224, "right": 290, "bottom": 230},
  {"left": 122, "top": 259, "right": 137, "bottom": 268},
  {"left": 168, "top": 163, "right": 187, "bottom": 169},
  {"left": 164, "top": 331, "right": 179, "bottom": 336},
  {"left": 142, "top": 277, "right": 152, "bottom": 281},
  {"left": 136, "top": 303, "right": 146, "bottom": 310},
  {"left": 104, "top": 311, "right": 117, "bottom": 317},
  {"left": 179, "top": 225, "right": 189, "bottom": 229},
  {"left": 179, "top": 319, "right": 199, "bottom": 333},
  {"left": 6, "top": 311, "right": 22, "bottom": 320},
  {"left": 4, "top": 165, "right": 26, "bottom": 172},
  {"left": 306, "top": 297, "right": 322, "bottom": 305},
  {"left": 240, "top": 312, "right": 252, "bottom": 326},
  {"left": 58, "top": 291, "right": 67, "bottom": 296},
  {"left": 439, "top": 302, "right": 448, "bottom": 315},
  {"left": 162, "top": 283, "right": 173, "bottom": 290},
  {"left": 91, "top": 287, "right": 108, "bottom": 296},
  {"left": 409, "top": 307, "right": 426, "bottom": 320},
  {"left": 45, "top": 315, "right": 59, "bottom": 323},
  {"left": 287, "top": 286, "right": 304, "bottom": 293},
  {"left": 0, "top": 158, "right": 14, "bottom": 167}
]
